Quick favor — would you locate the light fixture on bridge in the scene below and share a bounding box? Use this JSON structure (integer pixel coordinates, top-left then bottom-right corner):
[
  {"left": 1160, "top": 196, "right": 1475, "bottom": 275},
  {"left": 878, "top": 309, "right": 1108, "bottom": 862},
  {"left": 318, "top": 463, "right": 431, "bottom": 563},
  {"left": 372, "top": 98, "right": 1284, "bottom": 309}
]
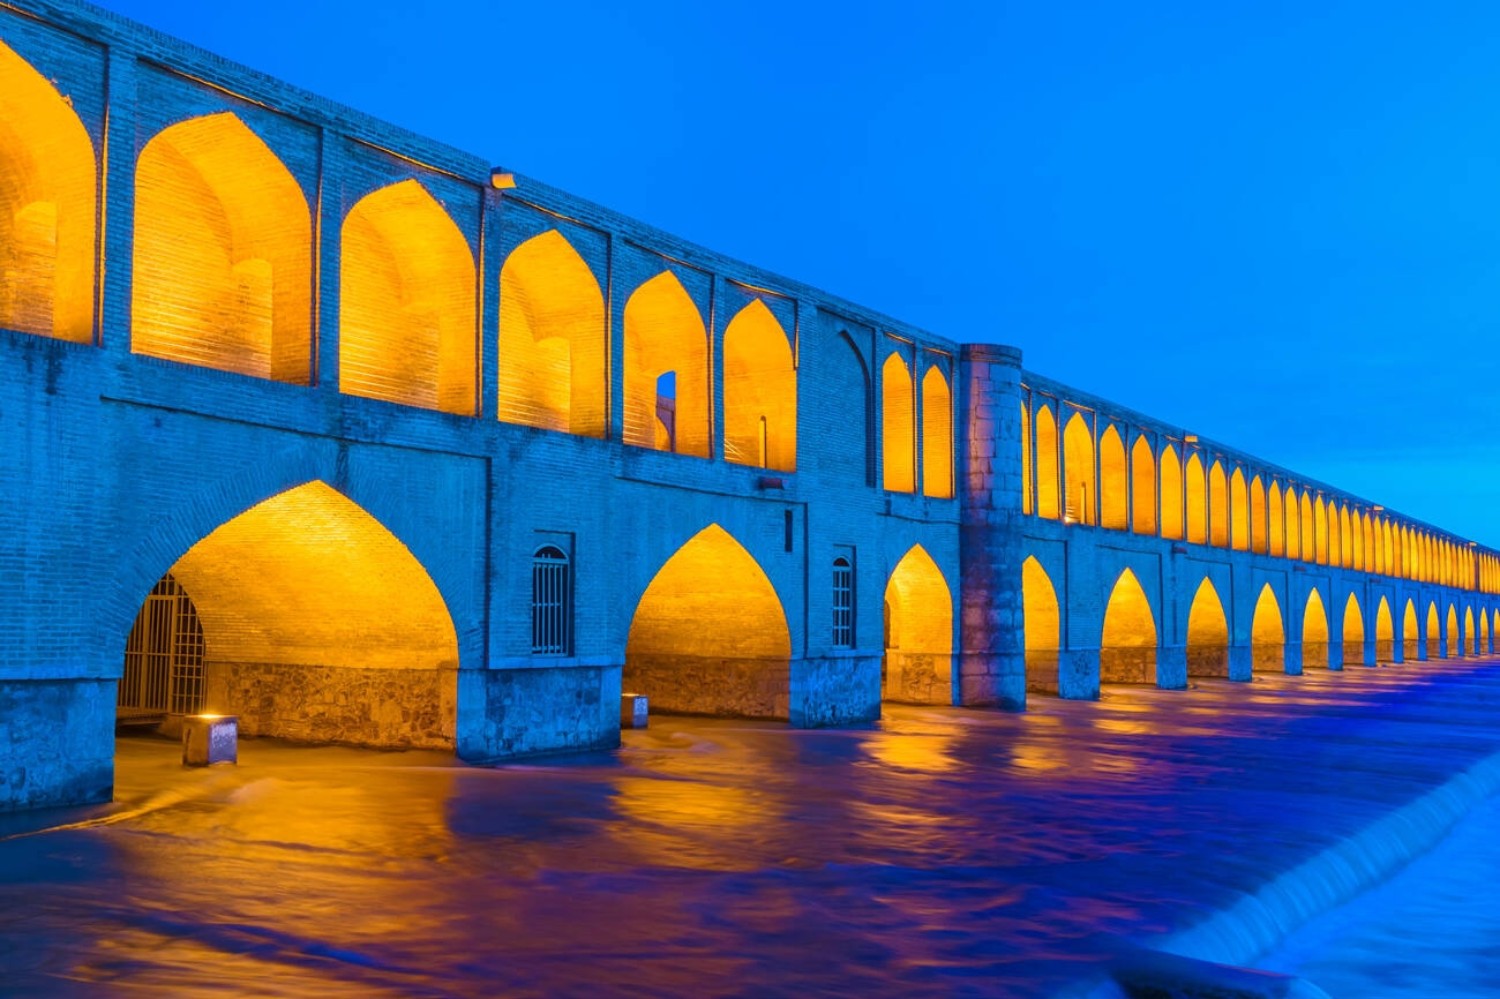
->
[
  {"left": 489, "top": 168, "right": 516, "bottom": 190},
  {"left": 1373, "top": 505, "right": 1385, "bottom": 512},
  {"left": 1183, "top": 433, "right": 1198, "bottom": 443}
]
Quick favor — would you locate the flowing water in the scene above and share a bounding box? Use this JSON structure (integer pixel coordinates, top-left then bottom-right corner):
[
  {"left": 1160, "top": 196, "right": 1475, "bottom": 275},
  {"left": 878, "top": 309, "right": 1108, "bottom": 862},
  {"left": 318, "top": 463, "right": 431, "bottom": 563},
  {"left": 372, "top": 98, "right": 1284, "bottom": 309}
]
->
[{"left": 2, "top": 662, "right": 1499, "bottom": 997}]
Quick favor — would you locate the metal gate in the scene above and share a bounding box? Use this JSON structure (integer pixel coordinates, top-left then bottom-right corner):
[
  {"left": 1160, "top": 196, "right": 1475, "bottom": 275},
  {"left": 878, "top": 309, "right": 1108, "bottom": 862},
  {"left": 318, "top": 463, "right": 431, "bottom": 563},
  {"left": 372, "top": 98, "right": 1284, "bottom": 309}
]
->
[{"left": 119, "top": 573, "right": 205, "bottom": 717}]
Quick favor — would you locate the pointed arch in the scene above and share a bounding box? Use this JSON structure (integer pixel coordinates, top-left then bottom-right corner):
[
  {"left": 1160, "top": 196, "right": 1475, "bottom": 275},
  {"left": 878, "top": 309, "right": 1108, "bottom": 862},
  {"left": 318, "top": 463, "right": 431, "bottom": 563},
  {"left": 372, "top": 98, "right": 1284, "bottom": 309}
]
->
[
  {"left": 1374, "top": 596, "right": 1393, "bottom": 662},
  {"left": 1335, "top": 506, "right": 1349, "bottom": 568},
  {"left": 1062, "top": 411, "right": 1096, "bottom": 526},
  {"left": 1426, "top": 602, "right": 1441, "bottom": 658},
  {"left": 624, "top": 271, "right": 709, "bottom": 457},
  {"left": 1403, "top": 599, "right": 1419, "bottom": 660},
  {"left": 831, "top": 332, "right": 874, "bottom": 486},
  {"left": 1303, "top": 589, "right": 1329, "bottom": 669},
  {"left": 625, "top": 524, "right": 791, "bottom": 716},
  {"left": 1185, "top": 452, "right": 1207, "bottom": 544},
  {"left": 1021, "top": 402, "right": 1033, "bottom": 514},
  {"left": 1249, "top": 475, "right": 1267, "bottom": 554},
  {"left": 1035, "top": 404, "right": 1059, "bottom": 519},
  {"left": 0, "top": 39, "right": 96, "bottom": 342},
  {"left": 884, "top": 544, "right": 954, "bottom": 704},
  {"left": 1300, "top": 492, "right": 1316, "bottom": 563},
  {"left": 1251, "top": 584, "right": 1285, "bottom": 674},
  {"left": 1101, "top": 568, "right": 1156, "bottom": 684},
  {"left": 1268, "top": 482, "right": 1285, "bottom": 557},
  {"left": 1208, "top": 460, "right": 1229, "bottom": 547},
  {"left": 1447, "top": 604, "right": 1460, "bottom": 658},
  {"left": 1186, "top": 577, "right": 1230, "bottom": 677},
  {"left": 498, "top": 229, "right": 606, "bottom": 437},
  {"left": 1465, "top": 606, "right": 1477, "bottom": 656},
  {"left": 1229, "top": 467, "right": 1249, "bottom": 551},
  {"left": 880, "top": 351, "right": 915, "bottom": 491},
  {"left": 920, "top": 364, "right": 951, "bottom": 497},
  {"left": 1159, "top": 444, "right": 1183, "bottom": 540},
  {"left": 1284, "top": 487, "right": 1300, "bottom": 560},
  {"left": 1481, "top": 607, "right": 1491, "bottom": 655},
  {"left": 1314, "top": 498, "right": 1329, "bottom": 564},
  {"left": 1341, "top": 594, "right": 1365, "bottom": 666},
  {"left": 134, "top": 112, "right": 311, "bottom": 382},
  {"left": 1099, "top": 425, "right": 1127, "bottom": 530},
  {"left": 1131, "top": 435, "right": 1156, "bottom": 535},
  {"left": 1022, "top": 556, "right": 1060, "bottom": 693},
  {"left": 724, "top": 299, "right": 797, "bottom": 471}
]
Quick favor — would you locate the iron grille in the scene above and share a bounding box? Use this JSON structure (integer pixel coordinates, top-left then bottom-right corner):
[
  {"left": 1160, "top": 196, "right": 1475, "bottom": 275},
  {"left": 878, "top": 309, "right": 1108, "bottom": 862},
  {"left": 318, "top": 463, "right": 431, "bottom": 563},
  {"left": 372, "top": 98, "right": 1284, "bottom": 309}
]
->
[
  {"left": 832, "top": 556, "right": 855, "bottom": 648},
  {"left": 119, "top": 573, "right": 205, "bottom": 715},
  {"left": 532, "top": 546, "right": 573, "bottom": 655}
]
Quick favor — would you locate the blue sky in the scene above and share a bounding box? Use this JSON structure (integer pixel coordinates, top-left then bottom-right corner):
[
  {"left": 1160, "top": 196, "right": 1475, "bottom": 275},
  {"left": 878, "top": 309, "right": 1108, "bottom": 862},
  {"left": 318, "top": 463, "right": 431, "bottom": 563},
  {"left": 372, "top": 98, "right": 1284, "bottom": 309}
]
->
[{"left": 95, "top": 0, "right": 1500, "bottom": 544}]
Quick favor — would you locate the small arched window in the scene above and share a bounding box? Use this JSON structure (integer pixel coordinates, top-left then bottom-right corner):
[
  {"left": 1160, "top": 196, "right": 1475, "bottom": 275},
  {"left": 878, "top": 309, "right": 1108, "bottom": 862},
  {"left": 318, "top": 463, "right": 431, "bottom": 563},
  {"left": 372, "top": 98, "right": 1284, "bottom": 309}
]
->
[
  {"left": 531, "top": 546, "right": 572, "bottom": 655},
  {"left": 832, "top": 556, "right": 855, "bottom": 649}
]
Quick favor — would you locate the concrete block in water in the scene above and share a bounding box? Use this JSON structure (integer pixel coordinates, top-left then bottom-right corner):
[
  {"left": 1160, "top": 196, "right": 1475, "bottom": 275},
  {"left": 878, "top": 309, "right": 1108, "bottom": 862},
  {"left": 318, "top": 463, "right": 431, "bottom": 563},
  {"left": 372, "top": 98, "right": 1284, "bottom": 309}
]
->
[
  {"left": 182, "top": 715, "right": 238, "bottom": 766},
  {"left": 620, "top": 693, "right": 649, "bottom": 729}
]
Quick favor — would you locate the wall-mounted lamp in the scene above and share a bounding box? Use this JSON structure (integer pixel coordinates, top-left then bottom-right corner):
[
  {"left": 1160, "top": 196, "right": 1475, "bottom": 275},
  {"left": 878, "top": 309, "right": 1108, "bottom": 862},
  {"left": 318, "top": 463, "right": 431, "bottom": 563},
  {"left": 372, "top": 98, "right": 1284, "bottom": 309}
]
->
[
  {"left": 1183, "top": 434, "right": 1199, "bottom": 443},
  {"left": 489, "top": 169, "right": 516, "bottom": 190},
  {"left": 1373, "top": 504, "right": 1385, "bottom": 512}
]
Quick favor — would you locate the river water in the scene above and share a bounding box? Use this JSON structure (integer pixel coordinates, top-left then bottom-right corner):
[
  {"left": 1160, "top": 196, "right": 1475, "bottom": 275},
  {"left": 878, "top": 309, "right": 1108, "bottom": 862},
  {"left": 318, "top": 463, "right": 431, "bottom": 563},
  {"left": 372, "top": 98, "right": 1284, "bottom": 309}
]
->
[{"left": 2, "top": 663, "right": 1498, "bottom": 997}]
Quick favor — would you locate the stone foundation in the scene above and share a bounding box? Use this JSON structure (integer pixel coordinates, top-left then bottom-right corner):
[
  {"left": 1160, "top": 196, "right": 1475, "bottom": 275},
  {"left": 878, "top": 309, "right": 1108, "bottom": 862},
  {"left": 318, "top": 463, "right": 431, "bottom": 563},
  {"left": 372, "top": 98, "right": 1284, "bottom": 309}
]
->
[
  {"left": 204, "top": 662, "right": 457, "bottom": 749},
  {"left": 1025, "top": 649, "right": 1060, "bottom": 695},
  {"left": 622, "top": 654, "right": 790, "bottom": 719},
  {"left": 1101, "top": 647, "right": 1156, "bottom": 685},
  {"left": 455, "top": 664, "right": 620, "bottom": 762},
  {"left": 0, "top": 678, "right": 114, "bottom": 812},
  {"left": 793, "top": 655, "right": 880, "bottom": 726},
  {"left": 1186, "top": 645, "right": 1229, "bottom": 678},
  {"left": 882, "top": 651, "right": 951, "bottom": 705}
]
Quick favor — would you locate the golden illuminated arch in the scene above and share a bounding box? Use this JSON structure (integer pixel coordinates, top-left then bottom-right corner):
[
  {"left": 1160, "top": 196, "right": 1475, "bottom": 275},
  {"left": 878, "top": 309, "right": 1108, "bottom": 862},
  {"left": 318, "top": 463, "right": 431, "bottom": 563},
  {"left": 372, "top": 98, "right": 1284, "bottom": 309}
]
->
[
  {"left": 1481, "top": 607, "right": 1491, "bottom": 654},
  {"left": 1062, "top": 411, "right": 1095, "bottom": 526},
  {"left": 1230, "top": 468, "right": 1249, "bottom": 551},
  {"left": 625, "top": 524, "right": 791, "bottom": 717},
  {"left": 920, "top": 364, "right": 952, "bottom": 497},
  {"left": 1208, "top": 461, "right": 1228, "bottom": 547},
  {"left": 340, "top": 179, "right": 475, "bottom": 412},
  {"left": 1493, "top": 609, "right": 1499, "bottom": 647},
  {"left": 1249, "top": 475, "right": 1266, "bottom": 554},
  {"left": 1314, "top": 498, "right": 1329, "bottom": 565},
  {"left": 1131, "top": 435, "right": 1156, "bottom": 535},
  {"left": 1403, "top": 599, "right": 1419, "bottom": 660},
  {"left": 884, "top": 544, "right": 954, "bottom": 704},
  {"left": 1251, "top": 583, "right": 1285, "bottom": 674},
  {"left": 1185, "top": 577, "right": 1229, "bottom": 677},
  {"left": 1465, "top": 606, "right": 1477, "bottom": 655},
  {"left": 1300, "top": 492, "right": 1316, "bottom": 563},
  {"left": 498, "top": 229, "right": 606, "bottom": 437},
  {"left": 1099, "top": 424, "right": 1127, "bottom": 530},
  {"left": 1447, "top": 604, "right": 1460, "bottom": 658},
  {"left": 1268, "top": 482, "right": 1284, "bottom": 557},
  {"left": 0, "top": 40, "right": 96, "bottom": 342},
  {"left": 1302, "top": 589, "right": 1329, "bottom": 669},
  {"left": 1021, "top": 403, "right": 1034, "bottom": 515},
  {"left": 1426, "top": 601, "right": 1440, "bottom": 656},
  {"left": 624, "top": 271, "right": 709, "bottom": 457},
  {"left": 881, "top": 352, "right": 915, "bottom": 491},
  {"left": 1185, "top": 452, "right": 1206, "bottom": 544},
  {"left": 1341, "top": 593, "right": 1364, "bottom": 665},
  {"left": 724, "top": 299, "right": 797, "bottom": 471},
  {"left": 1022, "top": 556, "right": 1060, "bottom": 691},
  {"left": 1035, "top": 404, "right": 1059, "bottom": 519},
  {"left": 134, "top": 113, "right": 310, "bottom": 381},
  {"left": 167, "top": 481, "right": 459, "bottom": 747},
  {"left": 1335, "top": 506, "right": 1349, "bottom": 568},
  {"left": 1159, "top": 444, "right": 1183, "bottom": 540},
  {"left": 1284, "top": 487, "right": 1300, "bottom": 560},
  {"left": 1375, "top": 596, "right": 1394, "bottom": 662},
  {"left": 1101, "top": 567, "right": 1156, "bottom": 684}
]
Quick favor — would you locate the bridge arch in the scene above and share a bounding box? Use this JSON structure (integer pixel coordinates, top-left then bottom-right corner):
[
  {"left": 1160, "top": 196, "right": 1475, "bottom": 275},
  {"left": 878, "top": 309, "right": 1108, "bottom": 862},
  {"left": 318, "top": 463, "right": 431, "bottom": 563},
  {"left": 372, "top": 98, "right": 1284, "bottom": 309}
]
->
[
  {"left": 1034, "top": 402, "right": 1059, "bottom": 519},
  {"left": 1131, "top": 435, "right": 1155, "bottom": 535},
  {"left": 1185, "top": 452, "right": 1207, "bottom": 543},
  {"left": 497, "top": 228, "right": 606, "bottom": 437},
  {"left": 624, "top": 524, "right": 791, "bottom": 717},
  {"left": 0, "top": 38, "right": 96, "bottom": 343},
  {"left": 1465, "top": 606, "right": 1477, "bottom": 656},
  {"left": 1341, "top": 594, "right": 1365, "bottom": 666},
  {"left": 1448, "top": 604, "right": 1461, "bottom": 658},
  {"left": 1483, "top": 610, "right": 1491, "bottom": 656},
  {"left": 1251, "top": 583, "right": 1285, "bottom": 674},
  {"left": 881, "top": 351, "right": 915, "bottom": 491},
  {"left": 831, "top": 331, "right": 874, "bottom": 486},
  {"left": 1100, "top": 425, "right": 1127, "bottom": 530},
  {"left": 1159, "top": 443, "right": 1182, "bottom": 540},
  {"left": 1300, "top": 492, "right": 1315, "bottom": 562},
  {"left": 1426, "top": 601, "right": 1441, "bottom": 658},
  {"left": 1186, "top": 577, "right": 1229, "bottom": 677},
  {"left": 1230, "top": 467, "right": 1249, "bottom": 551},
  {"left": 1268, "top": 481, "right": 1284, "bottom": 556},
  {"left": 1022, "top": 555, "right": 1061, "bottom": 693},
  {"left": 921, "top": 364, "right": 952, "bottom": 497},
  {"left": 1062, "top": 411, "right": 1094, "bottom": 525},
  {"left": 1249, "top": 474, "right": 1266, "bottom": 553},
  {"left": 723, "top": 299, "right": 797, "bottom": 472},
  {"left": 133, "top": 112, "right": 310, "bottom": 382},
  {"left": 1403, "top": 599, "right": 1420, "bottom": 660},
  {"left": 883, "top": 544, "right": 954, "bottom": 704},
  {"left": 1101, "top": 568, "right": 1156, "bottom": 685},
  {"left": 121, "top": 480, "right": 459, "bottom": 747},
  {"left": 1302, "top": 588, "right": 1329, "bottom": 669},
  {"left": 1375, "top": 596, "right": 1394, "bottom": 662},
  {"left": 624, "top": 270, "right": 709, "bottom": 456}
]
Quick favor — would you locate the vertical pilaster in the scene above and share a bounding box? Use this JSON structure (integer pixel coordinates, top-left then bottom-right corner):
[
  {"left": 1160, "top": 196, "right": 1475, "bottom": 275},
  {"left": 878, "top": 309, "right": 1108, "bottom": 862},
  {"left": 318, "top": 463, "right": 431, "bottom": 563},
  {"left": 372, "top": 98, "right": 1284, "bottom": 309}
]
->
[{"left": 956, "top": 343, "right": 1025, "bottom": 709}]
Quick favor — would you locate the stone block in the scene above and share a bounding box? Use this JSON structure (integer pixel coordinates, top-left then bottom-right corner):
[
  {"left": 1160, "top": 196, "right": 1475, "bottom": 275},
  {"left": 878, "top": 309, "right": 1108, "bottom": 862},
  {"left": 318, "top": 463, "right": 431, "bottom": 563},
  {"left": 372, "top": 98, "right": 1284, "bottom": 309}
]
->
[
  {"left": 182, "top": 714, "right": 238, "bottom": 766},
  {"left": 620, "top": 693, "right": 649, "bottom": 729}
]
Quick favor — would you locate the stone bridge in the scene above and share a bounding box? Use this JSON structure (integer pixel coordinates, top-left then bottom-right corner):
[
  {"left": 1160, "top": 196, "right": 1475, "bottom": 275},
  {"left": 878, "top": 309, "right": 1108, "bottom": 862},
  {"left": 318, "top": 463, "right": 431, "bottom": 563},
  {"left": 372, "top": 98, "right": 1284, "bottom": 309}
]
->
[{"left": 2, "top": 0, "right": 1495, "bottom": 813}]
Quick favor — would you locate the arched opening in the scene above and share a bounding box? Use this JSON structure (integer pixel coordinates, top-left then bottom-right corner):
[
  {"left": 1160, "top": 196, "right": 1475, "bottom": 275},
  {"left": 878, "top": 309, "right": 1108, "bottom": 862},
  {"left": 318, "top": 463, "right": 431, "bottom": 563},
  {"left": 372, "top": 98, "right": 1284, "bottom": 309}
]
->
[
  {"left": 127, "top": 481, "right": 459, "bottom": 747},
  {"left": 1483, "top": 609, "right": 1492, "bottom": 655},
  {"left": 1303, "top": 589, "right": 1329, "bottom": 669},
  {"left": 1427, "top": 602, "right": 1440, "bottom": 658},
  {"left": 1404, "top": 600, "right": 1419, "bottom": 660},
  {"left": 1341, "top": 594, "right": 1365, "bottom": 666},
  {"left": 1314, "top": 498, "right": 1329, "bottom": 565},
  {"left": 1208, "top": 461, "right": 1228, "bottom": 546},
  {"left": 831, "top": 333, "right": 874, "bottom": 486},
  {"left": 340, "top": 179, "right": 476, "bottom": 413},
  {"left": 1300, "top": 493, "right": 1316, "bottom": 563},
  {"left": 1062, "top": 411, "right": 1095, "bottom": 525},
  {"left": 1101, "top": 568, "right": 1156, "bottom": 684},
  {"left": 1465, "top": 606, "right": 1477, "bottom": 656},
  {"left": 920, "top": 364, "right": 952, "bottom": 497},
  {"left": 881, "top": 351, "right": 915, "bottom": 491},
  {"left": 1022, "top": 556, "right": 1060, "bottom": 694},
  {"left": 1285, "top": 488, "right": 1301, "bottom": 560},
  {"left": 1035, "top": 404, "right": 1059, "bottom": 519},
  {"left": 1375, "top": 596, "right": 1394, "bottom": 662},
  {"left": 1249, "top": 475, "right": 1266, "bottom": 553},
  {"left": 0, "top": 40, "right": 96, "bottom": 342},
  {"left": 1131, "top": 436, "right": 1156, "bottom": 535},
  {"left": 1186, "top": 577, "right": 1230, "bottom": 677},
  {"left": 1099, "top": 424, "right": 1127, "bottom": 530},
  {"left": 117, "top": 573, "right": 205, "bottom": 723},
  {"left": 882, "top": 545, "right": 954, "bottom": 704},
  {"left": 1185, "top": 452, "right": 1207, "bottom": 543},
  {"left": 624, "top": 524, "right": 791, "bottom": 717},
  {"left": 1268, "top": 482, "right": 1284, "bottom": 557},
  {"left": 134, "top": 113, "right": 310, "bottom": 381},
  {"left": 1021, "top": 403, "right": 1033, "bottom": 514},
  {"left": 497, "top": 229, "right": 606, "bottom": 436},
  {"left": 724, "top": 299, "right": 797, "bottom": 471},
  {"left": 1230, "top": 468, "right": 1249, "bottom": 551},
  {"left": 624, "top": 271, "right": 709, "bottom": 456},
  {"left": 1159, "top": 444, "right": 1182, "bottom": 540},
  {"left": 1251, "top": 584, "right": 1285, "bottom": 674},
  {"left": 1448, "top": 605, "right": 1461, "bottom": 658},
  {"left": 1331, "top": 505, "right": 1345, "bottom": 567}
]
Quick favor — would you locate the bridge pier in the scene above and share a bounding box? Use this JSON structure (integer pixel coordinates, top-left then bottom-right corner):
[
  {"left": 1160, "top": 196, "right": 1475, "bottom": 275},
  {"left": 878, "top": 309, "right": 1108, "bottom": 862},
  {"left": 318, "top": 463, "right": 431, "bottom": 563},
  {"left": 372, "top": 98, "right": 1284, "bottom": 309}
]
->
[
  {"left": 1156, "top": 646, "right": 1188, "bottom": 690},
  {"left": 1058, "top": 650, "right": 1101, "bottom": 700},
  {"left": 1284, "top": 641, "right": 1304, "bottom": 676},
  {"left": 1227, "top": 645, "right": 1253, "bottom": 682},
  {"left": 790, "top": 655, "right": 882, "bottom": 727}
]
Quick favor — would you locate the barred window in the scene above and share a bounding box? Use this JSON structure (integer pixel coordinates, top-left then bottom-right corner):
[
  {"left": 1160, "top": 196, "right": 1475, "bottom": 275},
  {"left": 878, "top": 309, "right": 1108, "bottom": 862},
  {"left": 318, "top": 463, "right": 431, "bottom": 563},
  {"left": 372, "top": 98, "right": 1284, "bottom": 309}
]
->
[
  {"left": 532, "top": 546, "right": 572, "bottom": 655},
  {"left": 832, "top": 556, "right": 855, "bottom": 648}
]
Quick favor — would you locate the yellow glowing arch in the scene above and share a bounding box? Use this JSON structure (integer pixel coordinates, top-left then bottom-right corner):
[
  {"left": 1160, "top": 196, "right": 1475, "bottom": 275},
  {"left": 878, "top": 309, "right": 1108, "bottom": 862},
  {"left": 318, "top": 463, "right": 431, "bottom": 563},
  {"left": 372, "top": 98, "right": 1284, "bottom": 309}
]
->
[
  {"left": 1062, "top": 411, "right": 1095, "bottom": 526},
  {"left": 1303, "top": 589, "right": 1329, "bottom": 669},
  {"left": 1186, "top": 576, "right": 1229, "bottom": 677},
  {"left": 1021, "top": 403, "right": 1033, "bottom": 515},
  {"left": 1159, "top": 444, "right": 1183, "bottom": 540},
  {"left": 1341, "top": 594, "right": 1364, "bottom": 665},
  {"left": 1249, "top": 474, "right": 1266, "bottom": 553},
  {"left": 1099, "top": 424, "right": 1127, "bottom": 530},
  {"left": 1185, "top": 452, "right": 1207, "bottom": 544},
  {"left": 1131, "top": 435, "right": 1156, "bottom": 535},
  {"left": 623, "top": 270, "right": 709, "bottom": 456},
  {"left": 1230, "top": 467, "right": 1249, "bottom": 551},
  {"left": 0, "top": 39, "right": 96, "bottom": 342},
  {"left": 724, "top": 299, "right": 797, "bottom": 471},
  {"left": 884, "top": 544, "right": 954, "bottom": 704},
  {"left": 1426, "top": 602, "right": 1440, "bottom": 656},
  {"left": 1403, "top": 599, "right": 1419, "bottom": 660},
  {"left": 1447, "top": 605, "right": 1460, "bottom": 658},
  {"left": 1251, "top": 583, "right": 1285, "bottom": 673},
  {"left": 881, "top": 351, "right": 915, "bottom": 492},
  {"left": 1208, "top": 460, "right": 1228, "bottom": 546},
  {"left": 1101, "top": 567, "right": 1156, "bottom": 684},
  {"left": 1465, "top": 606, "right": 1477, "bottom": 655},
  {"left": 920, "top": 364, "right": 952, "bottom": 497},
  {"left": 134, "top": 112, "right": 310, "bottom": 381},
  {"left": 498, "top": 229, "right": 606, "bottom": 437},
  {"left": 1022, "top": 556, "right": 1061, "bottom": 690},
  {"left": 1035, "top": 403, "right": 1058, "bottom": 519},
  {"left": 1375, "top": 596, "right": 1393, "bottom": 662},
  {"left": 1268, "top": 481, "right": 1284, "bottom": 556}
]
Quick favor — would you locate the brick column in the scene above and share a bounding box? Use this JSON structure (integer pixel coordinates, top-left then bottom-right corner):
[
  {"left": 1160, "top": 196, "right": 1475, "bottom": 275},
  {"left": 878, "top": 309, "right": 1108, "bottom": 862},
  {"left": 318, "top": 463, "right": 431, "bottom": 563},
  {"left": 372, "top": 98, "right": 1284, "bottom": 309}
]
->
[{"left": 957, "top": 343, "right": 1025, "bottom": 709}]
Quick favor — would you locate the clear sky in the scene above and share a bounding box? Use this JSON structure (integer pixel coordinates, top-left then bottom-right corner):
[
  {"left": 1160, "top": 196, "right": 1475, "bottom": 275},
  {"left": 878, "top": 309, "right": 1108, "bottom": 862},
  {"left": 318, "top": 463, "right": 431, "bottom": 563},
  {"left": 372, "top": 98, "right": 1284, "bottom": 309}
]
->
[{"left": 92, "top": 0, "right": 1500, "bottom": 544}]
